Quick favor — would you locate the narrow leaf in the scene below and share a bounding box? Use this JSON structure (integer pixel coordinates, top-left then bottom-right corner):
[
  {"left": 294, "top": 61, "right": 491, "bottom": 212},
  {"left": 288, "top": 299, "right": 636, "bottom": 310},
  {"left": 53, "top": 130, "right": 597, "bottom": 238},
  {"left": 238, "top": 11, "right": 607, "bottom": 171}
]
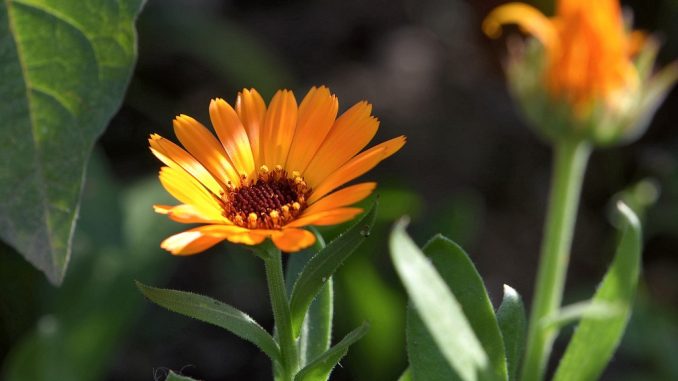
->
[
  {"left": 136, "top": 281, "right": 281, "bottom": 362},
  {"left": 553, "top": 202, "right": 642, "bottom": 381},
  {"left": 294, "top": 322, "right": 369, "bottom": 381},
  {"left": 390, "top": 219, "right": 489, "bottom": 381},
  {"left": 165, "top": 371, "right": 199, "bottom": 381},
  {"left": 0, "top": 0, "right": 145, "bottom": 284},
  {"left": 496, "top": 285, "right": 527, "bottom": 381},
  {"left": 289, "top": 202, "right": 377, "bottom": 337},
  {"left": 285, "top": 229, "right": 334, "bottom": 367},
  {"left": 541, "top": 301, "right": 623, "bottom": 330}
]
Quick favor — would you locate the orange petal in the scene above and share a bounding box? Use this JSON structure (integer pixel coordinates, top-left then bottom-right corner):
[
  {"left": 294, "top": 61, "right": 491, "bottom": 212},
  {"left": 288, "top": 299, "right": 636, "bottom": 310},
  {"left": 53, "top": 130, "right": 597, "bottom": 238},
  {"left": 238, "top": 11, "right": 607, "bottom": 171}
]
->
[
  {"left": 209, "top": 98, "right": 256, "bottom": 178},
  {"left": 286, "top": 207, "right": 364, "bottom": 228},
  {"left": 158, "top": 166, "right": 225, "bottom": 221},
  {"left": 154, "top": 204, "right": 229, "bottom": 224},
  {"left": 173, "top": 114, "right": 241, "bottom": 188},
  {"left": 260, "top": 90, "right": 298, "bottom": 168},
  {"left": 482, "top": 3, "right": 558, "bottom": 51},
  {"left": 304, "top": 182, "right": 376, "bottom": 215},
  {"left": 286, "top": 86, "right": 339, "bottom": 173},
  {"left": 236, "top": 88, "right": 267, "bottom": 168},
  {"left": 309, "top": 136, "right": 406, "bottom": 203},
  {"left": 271, "top": 228, "right": 316, "bottom": 252},
  {"left": 149, "top": 134, "right": 223, "bottom": 195},
  {"left": 304, "top": 101, "right": 378, "bottom": 187},
  {"left": 161, "top": 225, "right": 265, "bottom": 255}
]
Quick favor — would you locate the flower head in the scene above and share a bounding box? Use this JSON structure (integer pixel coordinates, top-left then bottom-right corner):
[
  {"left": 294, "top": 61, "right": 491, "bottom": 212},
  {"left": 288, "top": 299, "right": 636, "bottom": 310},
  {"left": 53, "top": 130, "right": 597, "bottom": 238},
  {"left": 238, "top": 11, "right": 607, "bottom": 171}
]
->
[
  {"left": 150, "top": 87, "right": 405, "bottom": 254},
  {"left": 483, "top": 0, "right": 677, "bottom": 145}
]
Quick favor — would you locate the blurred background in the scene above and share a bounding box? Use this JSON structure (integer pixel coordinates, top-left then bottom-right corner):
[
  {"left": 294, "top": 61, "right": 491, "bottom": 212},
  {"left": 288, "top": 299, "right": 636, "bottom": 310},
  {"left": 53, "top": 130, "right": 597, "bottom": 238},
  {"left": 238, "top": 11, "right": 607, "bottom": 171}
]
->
[{"left": 1, "top": 0, "right": 677, "bottom": 380}]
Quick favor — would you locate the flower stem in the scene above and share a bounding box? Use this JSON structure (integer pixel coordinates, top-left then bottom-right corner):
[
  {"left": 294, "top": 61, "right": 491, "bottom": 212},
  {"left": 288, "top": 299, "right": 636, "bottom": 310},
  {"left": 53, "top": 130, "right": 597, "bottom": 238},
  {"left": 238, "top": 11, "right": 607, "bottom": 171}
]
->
[
  {"left": 520, "top": 138, "right": 591, "bottom": 381},
  {"left": 261, "top": 242, "right": 299, "bottom": 381}
]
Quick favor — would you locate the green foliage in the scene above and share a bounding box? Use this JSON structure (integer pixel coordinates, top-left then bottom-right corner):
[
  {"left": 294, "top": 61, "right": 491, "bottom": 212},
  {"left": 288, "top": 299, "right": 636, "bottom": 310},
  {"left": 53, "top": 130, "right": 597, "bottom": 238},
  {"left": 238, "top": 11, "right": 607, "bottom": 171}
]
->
[
  {"left": 165, "top": 370, "right": 199, "bottom": 381},
  {"left": 553, "top": 202, "right": 643, "bottom": 381},
  {"left": 390, "top": 220, "right": 492, "bottom": 381},
  {"left": 285, "top": 230, "right": 334, "bottom": 367},
  {"left": 1, "top": 152, "right": 174, "bottom": 381},
  {"left": 136, "top": 282, "right": 281, "bottom": 363},
  {"left": 496, "top": 286, "right": 527, "bottom": 381},
  {"left": 289, "top": 202, "right": 377, "bottom": 337},
  {"left": 0, "top": 0, "right": 144, "bottom": 284},
  {"left": 294, "top": 322, "right": 369, "bottom": 381}
]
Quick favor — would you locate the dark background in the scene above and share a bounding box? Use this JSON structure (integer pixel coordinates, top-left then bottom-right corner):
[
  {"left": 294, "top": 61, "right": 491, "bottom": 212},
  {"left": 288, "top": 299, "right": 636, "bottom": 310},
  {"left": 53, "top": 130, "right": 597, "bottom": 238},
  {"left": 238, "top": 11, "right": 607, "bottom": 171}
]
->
[{"left": 2, "top": 0, "right": 677, "bottom": 380}]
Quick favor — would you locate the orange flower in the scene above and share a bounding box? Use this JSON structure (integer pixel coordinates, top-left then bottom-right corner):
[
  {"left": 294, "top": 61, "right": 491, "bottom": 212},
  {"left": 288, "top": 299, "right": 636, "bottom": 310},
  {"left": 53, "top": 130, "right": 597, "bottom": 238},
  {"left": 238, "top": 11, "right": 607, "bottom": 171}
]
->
[
  {"left": 150, "top": 87, "right": 405, "bottom": 254},
  {"left": 483, "top": 0, "right": 644, "bottom": 115}
]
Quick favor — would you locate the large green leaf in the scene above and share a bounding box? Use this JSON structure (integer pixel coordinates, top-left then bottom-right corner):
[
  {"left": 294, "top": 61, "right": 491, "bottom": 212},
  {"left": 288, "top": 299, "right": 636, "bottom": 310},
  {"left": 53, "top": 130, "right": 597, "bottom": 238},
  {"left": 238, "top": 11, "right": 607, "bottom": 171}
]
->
[
  {"left": 406, "top": 235, "right": 507, "bottom": 381},
  {"left": 390, "top": 220, "right": 490, "bottom": 381},
  {"left": 136, "top": 282, "right": 281, "bottom": 363},
  {"left": 496, "top": 285, "right": 527, "bottom": 381},
  {"left": 553, "top": 202, "right": 642, "bottom": 381},
  {"left": 285, "top": 229, "right": 334, "bottom": 367},
  {"left": 289, "top": 202, "right": 377, "bottom": 337},
  {"left": 294, "top": 322, "right": 369, "bottom": 381},
  {"left": 0, "top": 0, "right": 144, "bottom": 284}
]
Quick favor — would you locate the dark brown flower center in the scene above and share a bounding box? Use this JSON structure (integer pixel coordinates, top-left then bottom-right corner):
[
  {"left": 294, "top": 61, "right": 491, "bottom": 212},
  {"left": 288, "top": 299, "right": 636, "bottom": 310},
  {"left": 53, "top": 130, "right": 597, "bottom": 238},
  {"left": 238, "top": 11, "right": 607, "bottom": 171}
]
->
[{"left": 221, "top": 167, "right": 311, "bottom": 229}]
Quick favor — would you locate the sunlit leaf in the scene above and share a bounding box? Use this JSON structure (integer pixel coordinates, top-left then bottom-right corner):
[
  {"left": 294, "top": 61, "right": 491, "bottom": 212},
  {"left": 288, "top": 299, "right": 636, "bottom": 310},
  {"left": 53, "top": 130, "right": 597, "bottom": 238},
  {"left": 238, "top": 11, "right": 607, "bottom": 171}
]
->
[
  {"left": 0, "top": 0, "right": 144, "bottom": 284},
  {"left": 496, "top": 285, "right": 526, "bottom": 381},
  {"left": 289, "top": 202, "right": 377, "bottom": 337},
  {"left": 136, "top": 282, "right": 281, "bottom": 362},
  {"left": 165, "top": 371, "right": 198, "bottom": 381},
  {"left": 294, "top": 322, "right": 369, "bottom": 381},
  {"left": 553, "top": 202, "right": 642, "bottom": 381},
  {"left": 390, "top": 220, "right": 490, "bottom": 381}
]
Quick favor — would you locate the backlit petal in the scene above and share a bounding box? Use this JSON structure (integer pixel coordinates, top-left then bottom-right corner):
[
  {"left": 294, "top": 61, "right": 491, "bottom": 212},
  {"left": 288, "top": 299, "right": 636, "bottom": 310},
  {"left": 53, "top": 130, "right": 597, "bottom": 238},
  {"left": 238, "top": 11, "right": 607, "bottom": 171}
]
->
[
  {"left": 271, "top": 228, "right": 316, "bottom": 252},
  {"left": 286, "top": 207, "right": 364, "bottom": 228},
  {"left": 304, "top": 182, "right": 376, "bottom": 215},
  {"left": 236, "top": 88, "right": 267, "bottom": 168},
  {"left": 286, "top": 86, "right": 339, "bottom": 173},
  {"left": 157, "top": 166, "right": 225, "bottom": 221},
  {"left": 260, "top": 90, "right": 298, "bottom": 167},
  {"left": 309, "top": 136, "right": 406, "bottom": 203},
  {"left": 482, "top": 3, "right": 558, "bottom": 51},
  {"left": 209, "top": 98, "right": 256, "bottom": 178}
]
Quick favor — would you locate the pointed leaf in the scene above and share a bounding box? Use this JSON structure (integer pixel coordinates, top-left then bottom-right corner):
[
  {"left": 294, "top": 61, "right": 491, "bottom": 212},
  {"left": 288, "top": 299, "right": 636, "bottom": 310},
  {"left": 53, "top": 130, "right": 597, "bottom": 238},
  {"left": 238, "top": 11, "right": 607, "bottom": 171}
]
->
[
  {"left": 496, "top": 285, "right": 527, "bottom": 381},
  {"left": 553, "top": 202, "right": 642, "bottom": 381},
  {"left": 390, "top": 220, "right": 489, "bottom": 381},
  {"left": 285, "top": 229, "right": 334, "bottom": 367},
  {"left": 0, "top": 0, "right": 144, "bottom": 284},
  {"left": 294, "top": 322, "right": 369, "bottom": 381},
  {"left": 136, "top": 281, "right": 281, "bottom": 362},
  {"left": 165, "top": 371, "right": 199, "bottom": 381},
  {"left": 289, "top": 202, "right": 377, "bottom": 337}
]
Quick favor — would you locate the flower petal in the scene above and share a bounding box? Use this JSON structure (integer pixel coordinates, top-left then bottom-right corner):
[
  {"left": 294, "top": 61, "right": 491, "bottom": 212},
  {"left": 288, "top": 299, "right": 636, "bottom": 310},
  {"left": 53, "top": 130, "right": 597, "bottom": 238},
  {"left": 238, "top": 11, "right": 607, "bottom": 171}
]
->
[
  {"left": 161, "top": 225, "right": 262, "bottom": 255},
  {"left": 286, "top": 207, "right": 364, "bottom": 228},
  {"left": 482, "top": 3, "right": 558, "bottom": 51},
  {"left": 286, "top": 86, "right": 339, "bottom": 173},
  {"left": 209, "top": 98, "right": 256, "bottom": 179},
  {"left": 304, "top": 182, "right": 376, "bottom": 215},
  {"left": 260, "top": 90, "right": 298, "bottom": 168},
  {"left": 154, "top": 204, "right": 229, "bottom": 224},
  {"left": 158, "top": 166, "right": 225, "bottom": 221},
  {"left": 309, "top": 135, "right": 406, "bottom": 203},
  {"left": 304, "top": 101, "right": 378, "bottom": 187},
  {"left": 149, "top": 134, "right": 223, "bottom": 195},
  {"left": 271, "top": 228, "right": 316, "bottom": 252},
  {"left": 173, "top": 114, "right": 241, "bottom": 187},
  {"left": 236, "top": 88, "right": 267, "bottom": 169}
]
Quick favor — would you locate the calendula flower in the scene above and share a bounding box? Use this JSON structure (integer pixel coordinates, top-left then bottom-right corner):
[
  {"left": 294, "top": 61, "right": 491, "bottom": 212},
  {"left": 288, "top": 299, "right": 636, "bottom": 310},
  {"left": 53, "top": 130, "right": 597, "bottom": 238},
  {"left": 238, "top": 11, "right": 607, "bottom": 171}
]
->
[
  {"left": 150, "top": 87, "right": 405, "bottom": 254},
  {"left": 483, "top": 0, "right": 677, "bottom": 145}
]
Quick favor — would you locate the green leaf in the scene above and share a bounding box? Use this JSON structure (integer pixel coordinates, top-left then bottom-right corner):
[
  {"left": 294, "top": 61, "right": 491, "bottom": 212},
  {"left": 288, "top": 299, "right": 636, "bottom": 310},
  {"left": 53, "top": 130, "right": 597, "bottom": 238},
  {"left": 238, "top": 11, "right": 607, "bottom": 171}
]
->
[
  {"left": 136, "top": 281, "right": 281, "bottom": 362},
  {"left": 553, "top": 202, "right": 643, "bottom": 381},
  {"left": 496, "top": 285, "right": 527, "bottom": 381},
  {"left": 165, "top": 371, "right": 199, "bottom": 381},
  {"left": 285, "top": 229, "right": 334, "bottom": 367},
  {"left": 541, "top": 300, "right": 623, "bottom": 330},
  {"left": 398, "top": 368, "right": 413, "bottom": 381},
  {"left": 0, "top": 0, "right": 144, "bottom": 284},
  {"left": 294, "top": 322, "right": 369, "bottom": 381},
  {"left": 390, "top": 220, "right": 490, "bottom": 381},
  {"left": 289, "top": 202, "right": 377, "bottom": 337}
]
